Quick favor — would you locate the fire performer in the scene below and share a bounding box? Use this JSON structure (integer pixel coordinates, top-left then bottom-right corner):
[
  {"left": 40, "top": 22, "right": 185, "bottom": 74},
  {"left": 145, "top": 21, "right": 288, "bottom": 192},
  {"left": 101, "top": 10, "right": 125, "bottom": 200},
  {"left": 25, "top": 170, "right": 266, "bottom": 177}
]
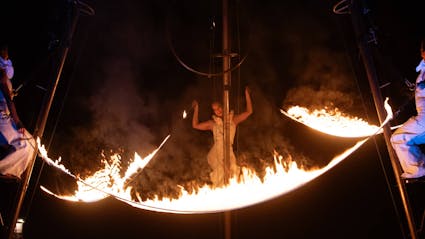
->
[
  {"left": 391, "top": 39, "right": 425, "bottom": 179},
  {"left": 0, "top": 44, "right": 35, "bottom": 179},
  {"left": 192, "top": 86, "right": 253, "bottom": 186}
]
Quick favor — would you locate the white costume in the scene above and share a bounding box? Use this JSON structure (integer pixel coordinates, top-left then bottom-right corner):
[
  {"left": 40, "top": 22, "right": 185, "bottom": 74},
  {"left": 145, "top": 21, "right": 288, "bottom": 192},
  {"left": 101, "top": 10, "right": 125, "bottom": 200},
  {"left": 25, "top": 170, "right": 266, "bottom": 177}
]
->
[
  {"left": 207, "top": 112, "right": 239, "bottom": 186},
  {"left": 0, "top": 56, "right": 14, "bottom": 92},
  {"left": 391, "top": 59, "right": 425, "bottom": 178},
  {"left": 0, "top": 57, "right": 34, "bottom": 178}
]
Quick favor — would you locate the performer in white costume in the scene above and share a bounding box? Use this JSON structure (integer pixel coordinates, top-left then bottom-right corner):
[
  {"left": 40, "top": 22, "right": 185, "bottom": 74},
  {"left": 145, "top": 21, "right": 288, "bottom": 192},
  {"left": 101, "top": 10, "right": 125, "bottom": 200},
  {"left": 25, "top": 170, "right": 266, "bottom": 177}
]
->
[
  {"left": 0, "top": 44, "right": 35, "bottom": 179},
  {"left": 192, "top": 86, "right": 253, "bottom": 186},
  {"left": 391, "top": 39, "right": 425, "bottom": 179}
]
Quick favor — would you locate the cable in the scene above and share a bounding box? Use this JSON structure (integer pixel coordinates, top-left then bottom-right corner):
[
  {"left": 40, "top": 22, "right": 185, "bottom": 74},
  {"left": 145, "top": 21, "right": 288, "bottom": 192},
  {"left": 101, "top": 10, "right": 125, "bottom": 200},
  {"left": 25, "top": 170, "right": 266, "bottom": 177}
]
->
[{"left": 209, "top": 16, "right": 219, "bottom": 101}]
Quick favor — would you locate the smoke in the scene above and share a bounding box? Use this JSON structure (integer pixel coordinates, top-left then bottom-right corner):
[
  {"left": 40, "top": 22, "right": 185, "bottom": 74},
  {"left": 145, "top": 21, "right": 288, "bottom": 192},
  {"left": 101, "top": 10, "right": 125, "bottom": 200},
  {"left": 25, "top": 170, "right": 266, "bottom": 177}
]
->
[
  {"left": 237, "top": 1, "right": 362, "bottom": 113},
  {"left": 50, "top": 1, "right": 170, "bottom": 174},
  {"left": 88, "top": 59, "right": 157, "bottom": 151},
  {"left": 48, "top": 0, "right": 361, "bottom": 198},
  {"left": 280, "top": 12, "right": 359, "bottom": 111},
  {"left": 123, "top": 1, "right": 360, "bottom": 198},
  {"left": 282, "top": 47, "right": 359, "bottom": 112}
]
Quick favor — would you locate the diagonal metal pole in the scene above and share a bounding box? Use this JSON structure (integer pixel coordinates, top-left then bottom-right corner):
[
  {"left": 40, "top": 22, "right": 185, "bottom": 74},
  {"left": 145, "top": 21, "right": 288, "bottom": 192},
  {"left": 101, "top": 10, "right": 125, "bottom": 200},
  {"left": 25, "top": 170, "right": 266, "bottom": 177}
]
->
[
  {"left": 350, "top": 1, "right": 417, "bottom": 238},
  {"left": 6, "top": 2, "right": 85, "bottom": 238}
]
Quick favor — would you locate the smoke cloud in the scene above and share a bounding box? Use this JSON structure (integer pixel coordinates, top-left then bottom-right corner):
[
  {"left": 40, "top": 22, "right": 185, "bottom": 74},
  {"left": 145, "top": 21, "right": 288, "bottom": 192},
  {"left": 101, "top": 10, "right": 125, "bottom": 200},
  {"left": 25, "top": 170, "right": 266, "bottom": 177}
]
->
[{"left": 48, "top": 1, "right": 360, "bottom": 199}]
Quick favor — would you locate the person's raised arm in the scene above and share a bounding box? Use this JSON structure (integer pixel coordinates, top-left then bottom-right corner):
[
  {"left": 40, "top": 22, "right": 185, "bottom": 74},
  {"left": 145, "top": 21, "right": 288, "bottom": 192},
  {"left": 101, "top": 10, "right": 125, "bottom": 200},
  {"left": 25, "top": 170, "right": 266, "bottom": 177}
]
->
[
  {"left": 192, "top": 100, "right": 213, "bottom": 131},
  {"left": 0, "top": 70, "right": 24, "bottom": 131},
  {"left": 233, "top": 86, "right": 253, "bottom": 125}
]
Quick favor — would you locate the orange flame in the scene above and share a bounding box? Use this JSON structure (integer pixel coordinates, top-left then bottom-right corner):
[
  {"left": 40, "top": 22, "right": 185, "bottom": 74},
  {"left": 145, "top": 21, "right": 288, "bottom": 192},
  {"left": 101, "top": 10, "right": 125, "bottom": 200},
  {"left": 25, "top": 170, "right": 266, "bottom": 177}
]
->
[
  {"left": 38, "top": 135, "right": 170, "bottom": 203},
  {"left": 39, "top": 99, "right": 392, "bottom": 213},
  {"left": 280, "top": 105, "right": 395, "bottom": 138}
]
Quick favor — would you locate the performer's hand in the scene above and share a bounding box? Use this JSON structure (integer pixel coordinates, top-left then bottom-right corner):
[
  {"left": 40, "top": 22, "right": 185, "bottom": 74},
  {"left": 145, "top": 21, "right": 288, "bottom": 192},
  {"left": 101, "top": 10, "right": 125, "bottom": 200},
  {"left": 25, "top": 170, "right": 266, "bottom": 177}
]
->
[
  {"left": 11, "top": 89, "right": 18, "bottom": 98},
  {"left": 245, "top": 86, "right": 251, "bottom": 95},
  {"left": 192, "top": 100, "right": 199, "bottom": 109},
  {"left": 15, "top": 120, "right": 24, "bottom": 130}
]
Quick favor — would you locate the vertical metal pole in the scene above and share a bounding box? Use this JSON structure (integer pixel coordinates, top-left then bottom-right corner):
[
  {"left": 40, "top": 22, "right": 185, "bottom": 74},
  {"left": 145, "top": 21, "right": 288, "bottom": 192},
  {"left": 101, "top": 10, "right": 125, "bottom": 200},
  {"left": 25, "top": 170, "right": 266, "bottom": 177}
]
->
[
  {"left": 222, "top": 1, "right": 232, "bottom": 239},
  {"left": 224, "top": 211, "right": 232, "bottom": 239},
  {"left": 350, "top": 1, "right": 417, "bottom": 238},
  {"left": 6, "top": 4, "right": 80, "bottom": 239},
  {"left": 222, "top": 0, "right": 231, "bottom": 185}
]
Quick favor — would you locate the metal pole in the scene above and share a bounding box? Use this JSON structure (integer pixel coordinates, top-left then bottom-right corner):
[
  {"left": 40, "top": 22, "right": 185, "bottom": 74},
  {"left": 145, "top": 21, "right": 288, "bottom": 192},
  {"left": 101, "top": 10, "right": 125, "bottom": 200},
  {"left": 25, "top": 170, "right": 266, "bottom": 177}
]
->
[
  {"left": 222, "top": 0, "right": 231, "bottom": 185},
  {"left": 350, "top": 1, "right": 417, "bottom": 238},
  {"left": 222, "top": 1, "right": 232, "bottom": 239},
  {"left": 6, "top": 4, "right": 81, "bottom": 238},
  {"left": 224, "top": 211, "right": 232, "bottom": 239}
]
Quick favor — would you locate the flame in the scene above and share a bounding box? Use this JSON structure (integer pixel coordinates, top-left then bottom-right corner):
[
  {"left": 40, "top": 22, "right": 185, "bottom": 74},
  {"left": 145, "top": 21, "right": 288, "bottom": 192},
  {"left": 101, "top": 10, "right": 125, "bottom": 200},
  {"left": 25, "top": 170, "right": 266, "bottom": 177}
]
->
[
  {"left": 182, "top": 110, "right": 187, "bottom": 119},
  {"left": 38, "top": 135, "right": 170, "bottom": 203},
  {"left": 280, "top": 106, "right": 396, "bottom": 138},
  {"left": 39, "top": 99, "right": 392, "bottom": 213},
  {"left": 40, "top": 139, "right": 366, "bottom": 213},
  {"left": 117, "top": 140, "right": 368, "bottom": 213}
]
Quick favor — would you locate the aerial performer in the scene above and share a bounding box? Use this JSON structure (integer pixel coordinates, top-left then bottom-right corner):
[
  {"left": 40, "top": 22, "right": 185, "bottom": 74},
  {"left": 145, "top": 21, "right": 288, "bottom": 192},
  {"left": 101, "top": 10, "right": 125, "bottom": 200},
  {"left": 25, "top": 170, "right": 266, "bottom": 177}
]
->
[
  {"left": 0, "top": 43, "right": 35, "bottom": 179},
  {"left": 391, "top": 39, "right": 425, "bottom": 179},
  {"left": 192, "top": 86, "right": 253, "bottom": 186}
]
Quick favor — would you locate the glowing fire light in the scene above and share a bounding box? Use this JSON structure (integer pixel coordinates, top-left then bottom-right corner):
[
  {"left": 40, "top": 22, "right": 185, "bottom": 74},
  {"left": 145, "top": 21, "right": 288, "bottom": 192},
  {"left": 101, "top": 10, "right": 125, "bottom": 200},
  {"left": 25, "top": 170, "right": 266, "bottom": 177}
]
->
[
  {"left": 182, "top": 110, "right": 187, "bottom": 119},
  {"left": 39, "top": 135, "right": 170, "bottom": 202},
  {"left": 280, "top": 104, "right": 397, "bottom": 138},
  {"left": 39, "top": 99, "right": 392, "bottom": 213},
  {"left": 119, "top": 139, "right": 367, "bottom": 213}
]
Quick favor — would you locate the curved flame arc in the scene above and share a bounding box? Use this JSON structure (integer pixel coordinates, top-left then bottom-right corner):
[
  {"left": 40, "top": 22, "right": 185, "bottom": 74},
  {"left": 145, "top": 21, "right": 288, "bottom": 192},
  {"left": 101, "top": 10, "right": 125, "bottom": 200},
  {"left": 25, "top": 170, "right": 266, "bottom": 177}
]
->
[
  {"left": 39, "top": 99, "right": 393, "bottom": 213},
  {"left": 281, "top": 100, "right": 397, "bottom": 138}
]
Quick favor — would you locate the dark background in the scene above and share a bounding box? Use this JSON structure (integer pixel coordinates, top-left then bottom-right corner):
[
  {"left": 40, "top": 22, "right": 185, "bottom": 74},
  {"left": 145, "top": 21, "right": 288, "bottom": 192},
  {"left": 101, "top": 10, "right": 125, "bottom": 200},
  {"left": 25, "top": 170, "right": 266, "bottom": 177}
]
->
[{"left": 1, "top": 0, "right": 425, "bottom": 238}]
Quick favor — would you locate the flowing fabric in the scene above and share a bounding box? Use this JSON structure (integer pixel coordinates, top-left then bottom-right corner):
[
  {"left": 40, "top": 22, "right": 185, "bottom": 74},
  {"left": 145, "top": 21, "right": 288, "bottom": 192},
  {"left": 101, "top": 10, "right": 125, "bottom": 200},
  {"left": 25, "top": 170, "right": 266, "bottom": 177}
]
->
[
  {"left": 0, "top": 72, "right": 35, "bottom": 178},
  {"left": 207, "top": 113, "right": 239, "bottom": 186},
  {"left": 0, "top": 119, "right": 34, "bottom": 178},
  {"left": 391, "top": 62, "right": 425, "bottom": 178}
]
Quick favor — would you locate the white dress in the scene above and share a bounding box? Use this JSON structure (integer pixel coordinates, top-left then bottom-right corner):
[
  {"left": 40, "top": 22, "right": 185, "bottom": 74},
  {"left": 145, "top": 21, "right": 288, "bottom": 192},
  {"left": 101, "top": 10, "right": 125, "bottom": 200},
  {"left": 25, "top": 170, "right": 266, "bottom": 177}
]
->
[
  {"left": 207, "top": 113, "right": 239, "bottom": 186},
  {"left": 0, "top": 70, "right": 35, "bottom": 178},
  {"left": 0, "top": 117, "right": 34, "bottom": 178},
  {"left": 391, "top": 60, "right": 425, "bottom": 178}
]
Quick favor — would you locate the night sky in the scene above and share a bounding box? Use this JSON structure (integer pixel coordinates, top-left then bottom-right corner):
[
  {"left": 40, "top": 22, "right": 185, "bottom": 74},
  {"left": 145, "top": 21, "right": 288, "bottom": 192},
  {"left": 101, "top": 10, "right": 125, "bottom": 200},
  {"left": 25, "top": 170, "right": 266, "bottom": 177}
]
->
[{"left": 1, "top": 0, "right": 425, "bottom": 238}]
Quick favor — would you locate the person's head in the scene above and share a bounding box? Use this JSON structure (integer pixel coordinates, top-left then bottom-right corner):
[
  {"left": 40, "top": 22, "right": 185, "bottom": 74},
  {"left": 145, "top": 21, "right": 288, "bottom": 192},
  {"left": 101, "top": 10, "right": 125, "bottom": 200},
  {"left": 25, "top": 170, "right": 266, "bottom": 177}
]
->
[
  {"left": 0, "top": 44, "right": 9, "bottom": 60},
  {"left": 211, "top": 101, "right": 223, "bottom": 117}
]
